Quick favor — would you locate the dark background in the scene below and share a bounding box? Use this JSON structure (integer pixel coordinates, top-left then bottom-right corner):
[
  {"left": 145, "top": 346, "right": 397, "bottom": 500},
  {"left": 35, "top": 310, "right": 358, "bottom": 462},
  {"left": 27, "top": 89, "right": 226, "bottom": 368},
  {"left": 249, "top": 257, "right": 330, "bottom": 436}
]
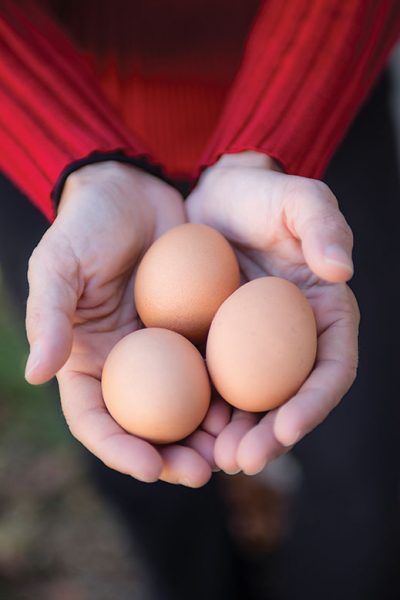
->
[{"left": 0, "top": 50, "right": 399, "bottom": 600}]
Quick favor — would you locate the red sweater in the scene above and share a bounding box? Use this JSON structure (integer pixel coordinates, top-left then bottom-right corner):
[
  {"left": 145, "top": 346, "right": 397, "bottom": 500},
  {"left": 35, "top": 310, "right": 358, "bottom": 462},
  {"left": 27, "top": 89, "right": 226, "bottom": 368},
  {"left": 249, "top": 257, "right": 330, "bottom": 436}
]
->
[{"left": 1, "top": 0, "right": 399, "bottom": 221}]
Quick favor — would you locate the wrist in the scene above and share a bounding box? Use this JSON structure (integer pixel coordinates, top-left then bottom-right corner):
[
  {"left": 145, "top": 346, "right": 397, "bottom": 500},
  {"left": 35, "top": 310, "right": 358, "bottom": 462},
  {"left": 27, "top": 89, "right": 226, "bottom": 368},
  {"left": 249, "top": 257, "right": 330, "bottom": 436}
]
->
[
  {"left": 212, "top": 151, "right": 282, "bottom": 172},
  {"left": 54, "top": 160, "right": 157, "bottom": 260},
  {"left": 57, "top": 160, "right": 185, "bottom": 249},
  {"left": 58, "top": 161, "right": 149, "bottom": 214}
]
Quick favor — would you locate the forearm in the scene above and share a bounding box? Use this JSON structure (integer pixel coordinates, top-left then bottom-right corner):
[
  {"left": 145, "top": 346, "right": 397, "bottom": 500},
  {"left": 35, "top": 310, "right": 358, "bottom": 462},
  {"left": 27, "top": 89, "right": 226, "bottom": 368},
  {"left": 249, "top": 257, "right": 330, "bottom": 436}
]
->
[
  {"left": 200, "top": 0, "right": 400, "bottom": 179},
  {"left": 0, "top": 1, "right": 154, "bottom": 221}
]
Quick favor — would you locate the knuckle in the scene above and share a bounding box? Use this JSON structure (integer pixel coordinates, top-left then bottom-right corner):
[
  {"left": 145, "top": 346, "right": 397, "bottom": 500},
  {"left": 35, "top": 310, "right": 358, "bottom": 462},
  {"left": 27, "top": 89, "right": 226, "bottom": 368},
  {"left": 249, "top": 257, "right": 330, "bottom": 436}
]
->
[
  {"left": 100, "top": 455, "right": 122, "bottom": 473},
  {"left": 344, "top": 358, "right": 359, "bottom": 388},
  {"left": 25, "top": 303, "right": 42, "bottom": 333},
  {"left": 333, "top": 217, "right": 353, "bottom": 244},
  {"left": 313, "top": 180, "right": 338, "bottom": 205},
  {"left": 306, "top": 210, "right": 353, "bottom": 244},
  {"left": 292, "top": 177, "right": 329, "bottom": 199},
  {"left": 294, "top": 178, "right": 340, "bottom": 213},
  {"left": 304, "top": 178, "right": 339, "bottom": 207},
  {"left": 28, "top": 232, "right": 79, "bottom": 298},
  {"left": 63, "top": 412, "right": 83, "bottom": 442},
  {"left": 27, "top": 246, "right": 41, "bottom": 280},
  {"left": 304, "top": 210, "right": 336, "bottom": 233},
  {"left": 66, "top": 421, "right": 80, "bottom": 441},
  {"left": 27, "top": 235, "right": 55, "bottom": 280},
  {"left": 290, "top": 178, "right": 351, "bottom": 236}
]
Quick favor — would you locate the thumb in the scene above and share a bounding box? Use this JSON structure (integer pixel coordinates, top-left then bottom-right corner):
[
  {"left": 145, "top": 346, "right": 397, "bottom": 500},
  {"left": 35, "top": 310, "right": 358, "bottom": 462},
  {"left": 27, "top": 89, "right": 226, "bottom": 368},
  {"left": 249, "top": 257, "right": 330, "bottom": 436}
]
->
[
  {"left": 25, "top": 233, "right": 79, "bottom": 384},
  {"left": 290, "top": 181, "right": 354, "bottom": 282}
]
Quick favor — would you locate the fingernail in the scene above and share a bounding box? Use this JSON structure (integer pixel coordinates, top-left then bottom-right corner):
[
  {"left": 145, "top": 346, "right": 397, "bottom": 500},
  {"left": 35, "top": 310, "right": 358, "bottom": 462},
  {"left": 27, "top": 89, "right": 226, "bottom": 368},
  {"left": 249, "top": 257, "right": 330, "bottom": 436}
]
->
[
  {"left": 25, "top": 343, "right": 41, "bottom": 380},
  {"left": 179, "top": 478, "right": 194, "bottom": 488},
  {"left": 224, "top": 468, "right": 241, "bottom": 475},
  {"left": 282, "top": 430, "right": 301, "bottom": 447},
  {"left": 324, "top": 245, "right": 353, "bottom": 274},
  {"left": 243, "top": 465, "right": 265, "bottom": 476}
]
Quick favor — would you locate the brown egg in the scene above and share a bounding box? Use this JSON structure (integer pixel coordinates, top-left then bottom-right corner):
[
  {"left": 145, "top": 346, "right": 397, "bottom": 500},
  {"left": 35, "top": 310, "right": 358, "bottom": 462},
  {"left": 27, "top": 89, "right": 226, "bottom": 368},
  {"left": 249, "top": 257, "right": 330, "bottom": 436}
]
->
[
  {"left": 134, "top": 223, "right": 240, "bottom": 343},
  {"left": 102, "top": 328, "right": 211, "bottom": 444},
  {"left": 206, "top": 277, "right": 317, "bottom": 412}
]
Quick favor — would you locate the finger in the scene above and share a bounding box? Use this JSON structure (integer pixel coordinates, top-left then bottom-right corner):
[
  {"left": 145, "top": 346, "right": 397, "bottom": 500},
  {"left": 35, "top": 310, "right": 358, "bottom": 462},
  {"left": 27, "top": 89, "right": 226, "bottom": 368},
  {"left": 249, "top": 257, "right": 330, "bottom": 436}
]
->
[
  {"left": 185, "top": 430, "right": 218, "bottom": 470},
  {"left": 57, "top": 370, "right": 163, "bottom": 482},
  {"left": 273, "top": 288, "right": 359, "bottom": 447},
  {"left": 159, "top": 445, "right": 212, "bottom": 488},
  {"left": 214, "top": 410, "right": 258, "bottom": 474},
  {"left": 201, "top": 394, "right": 232, "bottom": 436},
  {"left": 188, "top": 170, "right": 353, "bottom": 283},
  {"left": 236, "top": 285, "right": 359, "bottom": 470},
  {"left": 289, "top": 180, "right": 354, "bottom": 282},
  {"left": 236, "top": 412, "right": 291, "bottom": 475},
  {"left": 25, "top": 234, "right": 79, "bottom": 384}
]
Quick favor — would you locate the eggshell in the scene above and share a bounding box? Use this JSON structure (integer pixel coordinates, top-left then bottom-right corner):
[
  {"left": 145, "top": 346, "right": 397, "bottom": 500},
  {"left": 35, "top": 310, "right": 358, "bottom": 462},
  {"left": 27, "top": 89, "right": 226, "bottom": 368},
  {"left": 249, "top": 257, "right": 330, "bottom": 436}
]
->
[
  {"left": 101, "top": 328, "right": 211, "bottom": 444},
  {"left": 134, "top": 223, "right": 240, "bottom": 343},
  {"left": 206, "top": 277, "right": 317, "bottom": 412}
]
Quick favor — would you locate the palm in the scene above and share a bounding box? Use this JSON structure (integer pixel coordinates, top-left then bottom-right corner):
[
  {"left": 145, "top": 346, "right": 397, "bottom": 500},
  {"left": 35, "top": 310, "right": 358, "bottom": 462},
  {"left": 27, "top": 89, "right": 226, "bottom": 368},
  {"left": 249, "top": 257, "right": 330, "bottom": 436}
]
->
[
  {"left": 67, "top": 263, "right": 228, "bottom": 482},
  {"left": 64, "top": 265, "right": 140, "bottom": 378},
  {"left": 237, "top": 240, "right": 344, "bottom": 325},
  {"left": 186, "top": 162, "right": 359, "bottom": 475},
  {"left": 27, "top": 163, "right": 221, "bottom": 487},
  {"left": 234, "top": 232, "right": 347, "bottom": 353}
]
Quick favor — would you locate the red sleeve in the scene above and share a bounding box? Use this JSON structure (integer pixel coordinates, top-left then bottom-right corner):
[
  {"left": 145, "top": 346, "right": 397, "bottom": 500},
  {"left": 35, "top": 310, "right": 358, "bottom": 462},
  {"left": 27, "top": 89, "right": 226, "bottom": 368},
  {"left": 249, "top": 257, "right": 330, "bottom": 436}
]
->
[
  {"left": 200, "top": 0, "right": 400, "bottom": 180},
  {"left": 0, "top": 1, "right": 152, "bottom": 221}
]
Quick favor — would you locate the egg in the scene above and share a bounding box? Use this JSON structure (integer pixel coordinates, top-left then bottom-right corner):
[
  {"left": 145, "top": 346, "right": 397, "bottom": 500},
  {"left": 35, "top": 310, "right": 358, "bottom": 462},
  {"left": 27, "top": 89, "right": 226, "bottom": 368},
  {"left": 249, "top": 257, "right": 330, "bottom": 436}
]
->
[
  {"left": 101, "top": 328, "right": 211, "bottom": 444},
  {"left": 134, "top": 223, "right": 240, "bottom": 343},
  {"left": 206, "top": 277, "right": 317, "bottom": 412}
]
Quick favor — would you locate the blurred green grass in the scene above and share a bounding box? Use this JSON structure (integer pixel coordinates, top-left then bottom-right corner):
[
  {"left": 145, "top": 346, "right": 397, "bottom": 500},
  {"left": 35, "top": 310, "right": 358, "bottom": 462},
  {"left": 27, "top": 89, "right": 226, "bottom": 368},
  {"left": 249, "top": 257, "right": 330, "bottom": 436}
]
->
[
  {"left": 0, "top": 273, "right": 68, "bottom": 450},
  {"left": 0, "top": 274, "right": 143, "bottom": 599}
]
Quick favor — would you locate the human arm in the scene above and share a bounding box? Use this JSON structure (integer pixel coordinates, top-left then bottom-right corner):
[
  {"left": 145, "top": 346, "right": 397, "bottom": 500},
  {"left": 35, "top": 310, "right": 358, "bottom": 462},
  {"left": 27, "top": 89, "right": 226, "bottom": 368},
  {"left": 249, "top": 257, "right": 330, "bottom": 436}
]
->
[
  {"left": 199, "top": 0, "right": 400, "bottom": 179},
  {"left": 0, "top": 0, "right": 160, "bottom": 221}
]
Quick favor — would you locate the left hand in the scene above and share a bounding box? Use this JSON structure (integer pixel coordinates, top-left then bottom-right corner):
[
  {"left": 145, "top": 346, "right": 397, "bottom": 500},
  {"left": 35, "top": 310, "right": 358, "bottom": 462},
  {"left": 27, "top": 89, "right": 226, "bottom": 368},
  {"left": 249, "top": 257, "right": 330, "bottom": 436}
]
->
[{"left": 186, "top": 152, "right": 360, "bottom": 475}]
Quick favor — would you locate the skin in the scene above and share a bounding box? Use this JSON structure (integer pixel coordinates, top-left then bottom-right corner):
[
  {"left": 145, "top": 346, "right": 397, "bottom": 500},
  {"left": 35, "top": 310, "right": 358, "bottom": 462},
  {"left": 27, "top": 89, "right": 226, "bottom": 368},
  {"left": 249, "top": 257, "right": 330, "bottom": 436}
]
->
[
  {"left": 24, "top": 161, "right": 226, "bottom": 488},
  {"left": 186, "top": 151, "right": 360, "bottom": 475},
  {"left": 25, "top": 152, "right": 359, "bottom": 485}
]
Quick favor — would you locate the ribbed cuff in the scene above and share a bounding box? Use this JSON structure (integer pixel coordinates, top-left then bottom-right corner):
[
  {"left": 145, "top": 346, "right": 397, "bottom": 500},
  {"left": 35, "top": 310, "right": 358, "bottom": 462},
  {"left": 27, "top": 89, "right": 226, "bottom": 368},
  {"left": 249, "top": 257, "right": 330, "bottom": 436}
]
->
[{"left": 51, "top": 150, "right": 175, "bottom": 211}]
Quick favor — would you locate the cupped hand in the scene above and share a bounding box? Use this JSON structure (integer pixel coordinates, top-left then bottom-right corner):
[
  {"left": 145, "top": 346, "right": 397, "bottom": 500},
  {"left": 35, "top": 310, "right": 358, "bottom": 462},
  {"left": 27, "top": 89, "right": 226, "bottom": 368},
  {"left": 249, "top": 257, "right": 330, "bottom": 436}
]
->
[
  {"left": 186, "top": 152, "right": 360, "bottom": 476},
  {"left": 24, "top": 161, "right": 225, "bottom": 487}
]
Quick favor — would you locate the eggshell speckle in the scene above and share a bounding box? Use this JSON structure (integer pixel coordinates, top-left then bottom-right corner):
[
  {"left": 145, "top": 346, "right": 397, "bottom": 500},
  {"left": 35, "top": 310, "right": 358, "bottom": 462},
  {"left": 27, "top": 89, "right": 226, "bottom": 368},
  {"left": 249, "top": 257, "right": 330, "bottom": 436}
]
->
[
  {"left": 102, "top": 328, "right": 211, "bottom": 443},
  {"left": 134, "top": 223, "right": 240, "bottom": 343},
  {"left": 206, "top": 277, "right": 317, "bottom": 412}
]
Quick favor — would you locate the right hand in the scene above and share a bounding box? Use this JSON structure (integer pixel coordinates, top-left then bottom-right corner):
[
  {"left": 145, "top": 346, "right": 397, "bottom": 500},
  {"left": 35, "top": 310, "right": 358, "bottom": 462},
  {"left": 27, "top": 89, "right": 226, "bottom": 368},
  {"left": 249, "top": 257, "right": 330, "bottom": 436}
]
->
[{"left": 24, "top": 162, "right": 227, "bottom": 487}]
